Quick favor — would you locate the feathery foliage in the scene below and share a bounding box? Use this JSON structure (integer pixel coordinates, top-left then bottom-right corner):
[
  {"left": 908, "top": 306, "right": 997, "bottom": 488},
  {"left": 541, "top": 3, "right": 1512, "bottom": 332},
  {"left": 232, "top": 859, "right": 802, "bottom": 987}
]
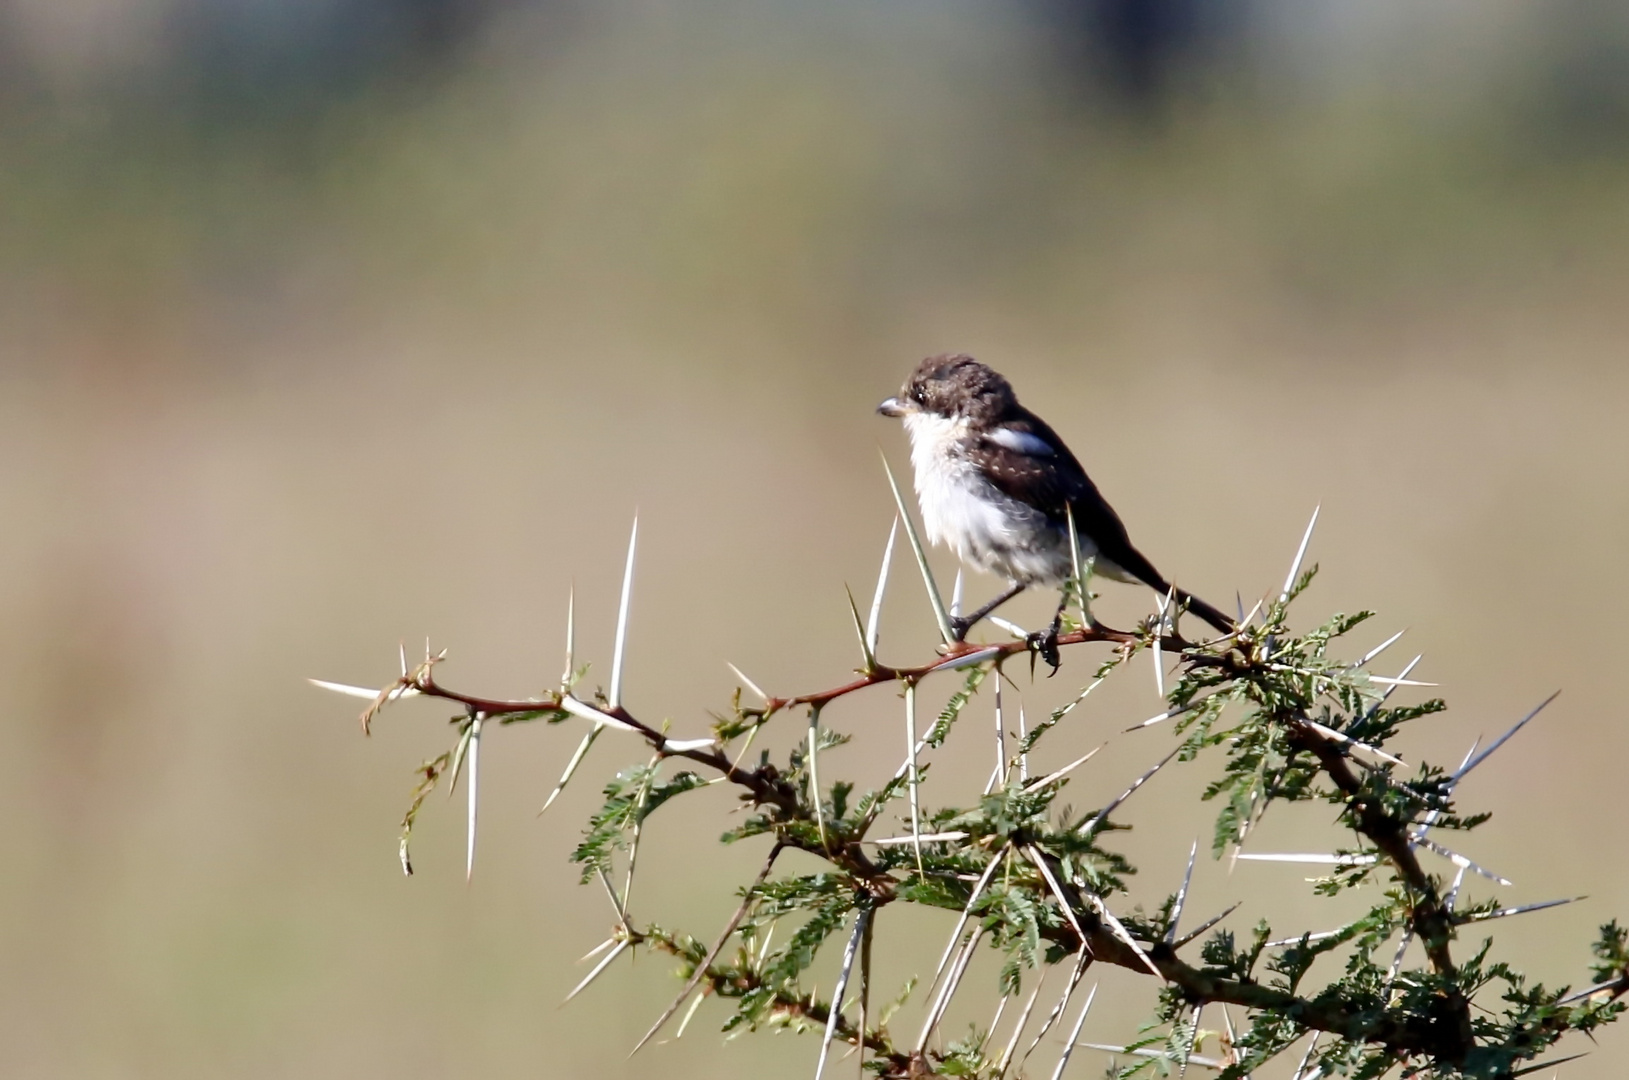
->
[{"left": 318, "top": 505, "right": 1625, "bottom": 1080}]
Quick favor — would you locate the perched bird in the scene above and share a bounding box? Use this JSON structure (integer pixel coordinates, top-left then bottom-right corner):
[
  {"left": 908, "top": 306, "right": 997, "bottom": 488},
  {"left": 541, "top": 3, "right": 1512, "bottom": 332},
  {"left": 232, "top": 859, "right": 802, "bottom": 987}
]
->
[{"left": 877, "top": 354, "right": 1232, "bottom": 653}]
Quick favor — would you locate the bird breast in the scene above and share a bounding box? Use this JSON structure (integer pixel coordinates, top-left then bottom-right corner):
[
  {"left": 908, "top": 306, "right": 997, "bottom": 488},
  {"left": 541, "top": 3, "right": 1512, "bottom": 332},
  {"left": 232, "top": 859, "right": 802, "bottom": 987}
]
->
[{"left": 901, "top": 411, "right": 1073, "bottom": 585}]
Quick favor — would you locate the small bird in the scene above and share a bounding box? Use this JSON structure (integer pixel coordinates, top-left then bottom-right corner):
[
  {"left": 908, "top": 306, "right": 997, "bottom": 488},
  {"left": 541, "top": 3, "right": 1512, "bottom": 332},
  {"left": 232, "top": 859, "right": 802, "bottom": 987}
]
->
[{"left": 877, "top": 354, "right": 1233, "bottom": 655}]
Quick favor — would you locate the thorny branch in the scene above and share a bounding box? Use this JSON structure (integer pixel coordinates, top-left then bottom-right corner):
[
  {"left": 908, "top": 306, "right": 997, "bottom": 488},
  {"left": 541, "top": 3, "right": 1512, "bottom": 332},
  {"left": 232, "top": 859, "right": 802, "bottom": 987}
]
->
[
  {"left": 347, "top": 618, "right": 1622, "bottom": 1072},
  {"left": 327, "top": 507, "right": 1627, "bottom": 1080}
]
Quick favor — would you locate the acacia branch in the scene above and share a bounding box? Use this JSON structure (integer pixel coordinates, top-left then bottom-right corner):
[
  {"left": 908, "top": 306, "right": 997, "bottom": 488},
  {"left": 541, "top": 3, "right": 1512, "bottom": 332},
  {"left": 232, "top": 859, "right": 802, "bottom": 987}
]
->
[
  {"left": 1013, "top": 845, "right": 1462, "bottom": 1062},
  {"left": 352, "top": 613, "right": 1600, "bottom": 1075},
  {"left": 378, "top": 633, "right": 1469, "bottom": 1062},
  {"left": 765, "top": 623, "right": 1218, "bottom": 713},
  {"left": 1287, "top": 716, "right": 1475, "bottom": 1058},
  {"left": 640, "top": 925, "right": 911, "bottom": 1071}
]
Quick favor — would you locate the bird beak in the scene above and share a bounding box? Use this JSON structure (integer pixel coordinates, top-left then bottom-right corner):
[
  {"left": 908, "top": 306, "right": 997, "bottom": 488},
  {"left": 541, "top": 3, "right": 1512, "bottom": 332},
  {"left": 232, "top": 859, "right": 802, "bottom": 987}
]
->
[{"left": 877, "top": 397, "right": 907, "bottom": 417}]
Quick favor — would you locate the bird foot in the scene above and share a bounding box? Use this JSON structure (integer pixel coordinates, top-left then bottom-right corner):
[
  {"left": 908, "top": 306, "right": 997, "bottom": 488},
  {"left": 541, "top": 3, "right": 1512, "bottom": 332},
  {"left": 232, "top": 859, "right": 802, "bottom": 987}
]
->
[
  {"left": 947, "top": 614, "right": 973, "bottom": 642},
  {"left": 1026, "top": 614, "right": 1064, "bottom": 677}
]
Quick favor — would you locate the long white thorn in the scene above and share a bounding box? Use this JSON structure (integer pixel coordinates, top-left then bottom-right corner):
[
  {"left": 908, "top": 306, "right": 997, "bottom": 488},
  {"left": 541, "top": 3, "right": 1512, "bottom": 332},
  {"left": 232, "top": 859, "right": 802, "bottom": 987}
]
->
[
  {"left": 988, "top": 615, "right": 1029, "bottom": 639},
  {"left": 1048, "top": 982, "right": 1098, "bottom": 1080},
  {"left": 1173, "top": 904, "right": 1242, "bottom": 949},
  {"left": 845, "top": 585, "right": 877, "bottom": 672},
  {"left": 1558, "top": 978, "right": 1624, "bottom": 1006},
  {"left": 904, "top": 682, "right": 924, "bottom": 877},
  {"left": 1025, "top": 846, "right": 1090, "bottom": 949},
  {"left": 1412, "top": 836, "right": 1513, "bottom": 886},
  {"left": 563, "top": 938, "right": 630, "bottom": 1003},
  {"left": 1066, "top": 504, "right": 1093, "bottom": 628},
  {"left": 1455, "top": 691, "right": 1560, "bottom": 782},
  {"left": 1154, "top": 586, "right": 1173, "bottom": 697},
  {"left": 1022, "top": 747, "right": 1103, "bottom": 794},
  {"left": 881, "top": 453, "right": 953, "bottom": 645},
  {"left": 873, "top": 726, "right": 937, "bottom": 801},
  {"left": 815, "top": 909, "right": 869, "bottom": 1080},
  {"left": 931, "top": 646, "right": 1001, "bottom": 672},
  {"left": 622, "top": 753, "right": 661, "bottom": 913},
  {"left": 596, "top": 865, "right": 626, "bottom": 922},
  {"left": 556, "top": 694, "right": 641, "bottom": 734},
  {"left": 1458, "top": 896, "right": 1584, "bottom": 924},
  {"left": 309, "top": 677, "right": 420, "bottom": 702},
  {"left": 447, "top": 719, "right": 475, "bottom": 798},
  {"left": 1017, "top": 704, "right": 1029, "bottom": 781},
  {"left": 1444, "top": 866, "right": 1468, "bottom": 913},
  {"left": 809, "top": 708, "right": 828, "bottom": 850},
  {"left": 577, "top": 936, "right": 618, "bottom": 964},
  {"left": 1080, "top": 745, "right": 1183, "bottom": 837},
  {"left": 1414, "top": 737, "right": 1482, "bottom": 845},
  {"left": 1290, "top": 1035, "right": 1320, "bottom": 1080},
  {"left": 609, "top": 515, "right": 638, "bottom": 711},
  {"left": 984, "top": 670, "right": 1006, "bottom": 796},
  {"left": 929, "top": 846, "right": 1008, "bottom": 992},
  {"left": 727, "top": 662, "right": 768, "bottom": 703},
  {"left": 1167, "top": 840, "right": 1199, "bottom": 945},
  {"left": 855, "top": 913, "right": 873, "bottom": 1080},
  {"left": 1124, "top": 697, "right": 1206, "bottom": 733},
  {"left": 1265, "top": 929, "right": 1347, "bottom": 949},
  {"left": 1299, "top": 718, "right": 1407, "bottom": 767},
  {"left": 866, "top": 831, "right": 968, "bottom": 846},
  {"left": 981, "top": 995, "right": 1010, "bottom": 1053},
  {"left": 1219, "top": 1005, "right": 1245, "bottom": 1078},
  {"left": 916, "top": 926, "right": 983, "bottom": 1053},
  {"left": 1090, "top": 892, "right": 1162, "bottom": 976},
  {"left": 951, "top": 568, "right": 964, "bottom": 620},
  {"left": 465, "top": 715, "right": 483, "bottom": 882},
  {"left": 1281, "top": 504, "right": 1320, "bottom": 601},
  {"left": 1359, "top": 654, "right": 1423, "bottom": 727},
  {"left": 540, "top": 724, "right": 603, "bottom": 815},
  {"left": 673, "top": 988, "right": 707, "bottom": 1041},
  {"left": 562, "top": 582, "right": 576, "bottom": 687},
  {"left": 996, "top": 976, "right": 1046, "bottom": 1079},
  {"left": 1020, "top": 948, "right": 1090, "bottom": 1071},
  {"left": 1357, "top": 628, "right": 1407, "bottom": 667},
  {"left": 1234, "top": 852, "right": 1378, "bottom": 866},
  {"left": 1179, "top": 1003, "right": 1204, "bottom": 1080},
  {"left": 1365, "top": 674, "right": 1436, "bottom": 687},
  {"left": 1385, "top": 926, "right": 1414, "bottom": 996},
  {"left": 866, "top": 517, "right": 898, "bottom": 658},
  {"left": 756, "top": 922, "right": 777, "bottom": 966}
]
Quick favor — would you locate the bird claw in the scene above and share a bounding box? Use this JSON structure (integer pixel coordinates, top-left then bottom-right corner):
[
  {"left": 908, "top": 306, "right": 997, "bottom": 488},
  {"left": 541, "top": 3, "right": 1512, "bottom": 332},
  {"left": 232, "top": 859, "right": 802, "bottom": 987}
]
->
[
  {"left": 947, "top": 615, "right": 973, "bottom": 642},
  {"left": 1026, "top": 623, "right": 1062, "bottom": 677}
]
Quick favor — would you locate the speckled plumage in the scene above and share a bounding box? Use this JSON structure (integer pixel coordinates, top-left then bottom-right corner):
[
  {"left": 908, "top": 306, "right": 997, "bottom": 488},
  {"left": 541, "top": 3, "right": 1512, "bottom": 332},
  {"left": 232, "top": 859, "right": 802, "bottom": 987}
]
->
[{"left": 879, "top": 354, "right": 1232, "bottom": 634}]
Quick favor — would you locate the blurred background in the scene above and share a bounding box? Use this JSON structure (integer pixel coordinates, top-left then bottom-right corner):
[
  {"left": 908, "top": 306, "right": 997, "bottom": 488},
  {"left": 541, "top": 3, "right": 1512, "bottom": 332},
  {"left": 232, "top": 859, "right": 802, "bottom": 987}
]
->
[{"left": 3, "top": 1, "right": 1628, "bottom": 1076}]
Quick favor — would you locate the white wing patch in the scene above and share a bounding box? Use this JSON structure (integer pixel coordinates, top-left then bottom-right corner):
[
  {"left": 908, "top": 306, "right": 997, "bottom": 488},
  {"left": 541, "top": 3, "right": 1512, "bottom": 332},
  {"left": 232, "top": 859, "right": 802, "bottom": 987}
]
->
[{"left": 988, "top": 427, "right": 1055, "bottom": 457}]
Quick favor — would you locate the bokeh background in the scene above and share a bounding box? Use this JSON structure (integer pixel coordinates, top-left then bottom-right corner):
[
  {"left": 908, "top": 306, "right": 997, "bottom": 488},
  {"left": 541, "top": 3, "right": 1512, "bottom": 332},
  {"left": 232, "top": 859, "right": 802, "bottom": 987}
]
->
[{"left": 3, "top": 1, "right": 1628, "bottom": 1077}]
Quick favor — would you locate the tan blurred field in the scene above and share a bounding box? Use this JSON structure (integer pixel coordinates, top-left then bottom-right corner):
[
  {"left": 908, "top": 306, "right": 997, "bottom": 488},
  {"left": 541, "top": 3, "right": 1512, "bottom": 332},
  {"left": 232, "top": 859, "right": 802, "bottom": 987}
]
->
[{"left": 2, "top": 3, "right": 1627, "bottom": 1077}]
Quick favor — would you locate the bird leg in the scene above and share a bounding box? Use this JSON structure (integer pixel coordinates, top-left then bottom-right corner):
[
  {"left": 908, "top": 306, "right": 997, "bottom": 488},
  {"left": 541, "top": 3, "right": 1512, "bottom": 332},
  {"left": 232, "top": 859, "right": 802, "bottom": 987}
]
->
[
  {"left": 947, "top": 581, "right": 1027, "bottom": 641},
  {"left": 1027, "top": 594, "right": 1069, "bottom": 677}
]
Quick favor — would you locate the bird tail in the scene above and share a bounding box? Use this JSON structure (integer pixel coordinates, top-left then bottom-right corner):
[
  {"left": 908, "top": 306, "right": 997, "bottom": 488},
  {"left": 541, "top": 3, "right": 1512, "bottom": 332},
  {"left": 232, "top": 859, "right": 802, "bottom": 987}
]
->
[{"left": 1171, "top": 587, "right": 1235, "bottom": 636}]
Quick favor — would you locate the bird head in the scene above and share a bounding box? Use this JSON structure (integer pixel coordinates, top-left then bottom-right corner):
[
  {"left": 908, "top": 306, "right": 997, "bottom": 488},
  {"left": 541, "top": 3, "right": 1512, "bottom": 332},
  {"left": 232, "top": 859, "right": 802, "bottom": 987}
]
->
[{"left": 877, "top": 354, "right": 1017, "bottom": 424}]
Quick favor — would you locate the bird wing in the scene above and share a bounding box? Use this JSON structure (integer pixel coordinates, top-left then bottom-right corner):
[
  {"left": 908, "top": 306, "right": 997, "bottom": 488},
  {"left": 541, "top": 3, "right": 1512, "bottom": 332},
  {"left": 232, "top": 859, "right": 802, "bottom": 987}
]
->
[{"left": 970, "top": 407, "right": 1167, "bottom": 590}]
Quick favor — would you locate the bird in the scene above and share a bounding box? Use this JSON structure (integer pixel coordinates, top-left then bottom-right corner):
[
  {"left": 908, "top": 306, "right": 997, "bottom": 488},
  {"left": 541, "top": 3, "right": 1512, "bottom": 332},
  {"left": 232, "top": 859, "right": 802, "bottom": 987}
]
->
[{"left": 877, "top": 354, "right": 1233, "bottom": 659}]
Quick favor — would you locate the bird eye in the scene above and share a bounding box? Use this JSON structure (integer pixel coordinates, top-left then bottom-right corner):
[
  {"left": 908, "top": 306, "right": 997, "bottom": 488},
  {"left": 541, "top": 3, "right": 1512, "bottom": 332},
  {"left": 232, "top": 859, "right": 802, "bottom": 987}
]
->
[{"left": 910, "top": 386, "right": 926, "bottom": 405}]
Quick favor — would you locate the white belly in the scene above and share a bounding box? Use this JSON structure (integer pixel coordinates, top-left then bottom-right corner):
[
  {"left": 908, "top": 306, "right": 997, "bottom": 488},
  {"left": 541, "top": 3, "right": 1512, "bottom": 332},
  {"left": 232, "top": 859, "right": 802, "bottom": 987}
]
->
[{"left": 905, "top": 412, "right": 1074, "bottom": 585}]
